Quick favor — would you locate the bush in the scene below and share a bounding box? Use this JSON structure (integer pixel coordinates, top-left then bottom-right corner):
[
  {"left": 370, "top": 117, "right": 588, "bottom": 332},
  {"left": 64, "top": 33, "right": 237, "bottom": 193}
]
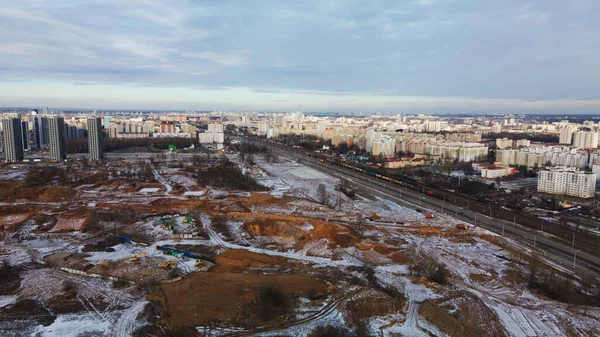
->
[
  {"left": 406, "top": 246, "right": 448, "bottom": 285},
  {"left": 252, "top": 285, "right": 291, "bottom": 321},
  {"left": 62, "top": 280, "right": 78, "bottom": 294},
  {"left": 135, "top": 278, "right": 161, "bottom": 293},
  {"left": 308, "top": 325, "right": 351, "bottom": 337},
  {"left": 112, "top": 279, "right": 130, "bottom": 289}
]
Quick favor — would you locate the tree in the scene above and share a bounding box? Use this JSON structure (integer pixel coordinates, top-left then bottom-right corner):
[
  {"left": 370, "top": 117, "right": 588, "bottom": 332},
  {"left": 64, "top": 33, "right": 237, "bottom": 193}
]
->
[
  {"left": 317, "top": 183, "right": 329, "bottom": 205},
  {"left": 356, "top": 215, "right": 366, "bottom": 236}
]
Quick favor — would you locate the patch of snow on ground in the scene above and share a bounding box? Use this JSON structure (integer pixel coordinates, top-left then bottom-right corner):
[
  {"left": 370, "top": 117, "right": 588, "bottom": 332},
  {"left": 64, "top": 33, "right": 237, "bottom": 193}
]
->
[
  {"left": 300, "top": 222, "right": 314, "bottom": 231},
  {"left": 31, "top": 313, "right": 112, "bottom": 337},
  {"left": 22, "top": 238, "right": 73, "bottom": 256},
  {"left": 0, "top": 295, "right": 17, "bottom": 308},
  {"left": 139, "top": 187, "right": 160, "bottom": 193},
  {"left": 83, "top": 243, "right": 146, "bottom": 263}
]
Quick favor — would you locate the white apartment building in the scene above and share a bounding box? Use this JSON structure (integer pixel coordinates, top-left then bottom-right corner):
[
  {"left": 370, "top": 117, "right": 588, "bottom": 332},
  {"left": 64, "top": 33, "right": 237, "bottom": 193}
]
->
[
  {"left": 496, "top": 138, "right": 513, "bottom": 149},
  {"left": 593, "top": 164, "right": 600, "bottom": 181},
  {"left": 572, "top": 131, "right": 598, "bottom": 149},
  {"left": 371, "top": 136, "right": 395, "bottom": 157},
  {"left": 559, "top": 126, "right": 576, "bottom": 145},
  {"left": 496, "top": 146, "right": 593, "bottom": 169},
  {"left": 516, "top": 139, "right": 531, "bottom": 147},
  {"left": 537, "top": 167, "right": 596, "bottom": 198},
  {"left": 257, "top": 120, "right": 270, "bottom": 136},
  {"left": 426, "top": 143, "right": 488, "bottom": 162},
  {"left": 198, "top": 122, "right": 225, "bottom": 148}
]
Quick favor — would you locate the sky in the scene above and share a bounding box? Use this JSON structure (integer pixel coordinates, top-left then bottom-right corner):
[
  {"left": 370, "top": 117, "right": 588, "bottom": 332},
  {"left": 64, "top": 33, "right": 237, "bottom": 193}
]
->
[{"left": 1, "top": 0, "right": 600, "bottom": 113}]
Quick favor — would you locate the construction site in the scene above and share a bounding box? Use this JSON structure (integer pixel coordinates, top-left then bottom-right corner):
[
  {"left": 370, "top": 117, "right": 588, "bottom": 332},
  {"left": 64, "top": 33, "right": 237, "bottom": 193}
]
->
[{"left": 1, "top": 153, "right": 600, "bottom": 337}]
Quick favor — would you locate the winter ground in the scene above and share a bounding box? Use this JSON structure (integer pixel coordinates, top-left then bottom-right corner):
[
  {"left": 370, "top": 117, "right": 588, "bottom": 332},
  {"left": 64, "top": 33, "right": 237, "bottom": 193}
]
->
[{"left": 2, "top": 156, "right": 600, "bottom": 336}]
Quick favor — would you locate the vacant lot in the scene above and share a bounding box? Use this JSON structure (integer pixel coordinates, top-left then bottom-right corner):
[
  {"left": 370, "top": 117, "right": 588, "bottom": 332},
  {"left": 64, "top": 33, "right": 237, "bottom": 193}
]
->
[{"left": 160, "top": 272, "right": 327, "bottom": 329}]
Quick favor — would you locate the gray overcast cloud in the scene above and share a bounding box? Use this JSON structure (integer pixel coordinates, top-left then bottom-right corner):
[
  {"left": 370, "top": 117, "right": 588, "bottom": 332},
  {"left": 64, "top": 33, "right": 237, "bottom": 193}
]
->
[{"left": 1, "top": 0, "right": 600, "bottom": 112}]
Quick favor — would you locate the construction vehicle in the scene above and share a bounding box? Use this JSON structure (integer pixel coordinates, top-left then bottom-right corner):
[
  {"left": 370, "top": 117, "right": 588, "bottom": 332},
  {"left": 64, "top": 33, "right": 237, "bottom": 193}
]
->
[
  {"left": 130, "top": 252, "right": 146, "bottom": 261},
  {"left": 195, "top": 260, "right": 210, "bottom": 271},
  {"left": 425, "top": 214, "right": 434, "bottom": 219},
  {"left": 161, "top": 261, "right": 177, "bottom": 269}
]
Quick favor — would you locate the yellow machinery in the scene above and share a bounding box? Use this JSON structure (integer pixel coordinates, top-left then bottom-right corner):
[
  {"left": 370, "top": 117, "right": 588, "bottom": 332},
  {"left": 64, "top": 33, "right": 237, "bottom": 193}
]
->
[
  {"left": 195, "top": 260, "right": 210, "bottom": 271},
  {"left": 130, "top": 252, "right": 146, "bottom": 261},
  {"left": 161, "top": 261, "right": 177, "bottom": 269}
]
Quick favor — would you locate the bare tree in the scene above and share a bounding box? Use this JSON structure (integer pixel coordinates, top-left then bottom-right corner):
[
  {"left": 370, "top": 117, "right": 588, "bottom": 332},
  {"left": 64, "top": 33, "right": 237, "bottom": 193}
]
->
[
  {"left": 356, "top": 215, "right": 365, "bottom": 236},
  {"left": 317, "top": 183, "right": 329, "bottom": 205}
]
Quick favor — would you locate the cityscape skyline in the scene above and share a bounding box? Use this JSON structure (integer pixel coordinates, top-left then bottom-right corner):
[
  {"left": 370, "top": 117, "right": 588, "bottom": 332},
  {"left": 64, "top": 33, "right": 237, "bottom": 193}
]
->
[{"left": 2, "top": 1, "right": 600, "bottom": 113}]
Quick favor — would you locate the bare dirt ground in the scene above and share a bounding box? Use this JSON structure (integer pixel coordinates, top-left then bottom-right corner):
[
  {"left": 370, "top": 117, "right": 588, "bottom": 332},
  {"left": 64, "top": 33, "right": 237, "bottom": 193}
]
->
[
  {"left": 1, "top": 157, "right": 600, "bottom": 337},
  {"left": 160, "top": 272, "right": 327, "bottom": 329}
]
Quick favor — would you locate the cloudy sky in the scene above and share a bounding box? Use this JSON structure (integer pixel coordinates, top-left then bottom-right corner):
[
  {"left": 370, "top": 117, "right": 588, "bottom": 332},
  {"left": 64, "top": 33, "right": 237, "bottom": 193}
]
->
[{"left": 1, "top": 0, "right": 600, "bottom": 113}]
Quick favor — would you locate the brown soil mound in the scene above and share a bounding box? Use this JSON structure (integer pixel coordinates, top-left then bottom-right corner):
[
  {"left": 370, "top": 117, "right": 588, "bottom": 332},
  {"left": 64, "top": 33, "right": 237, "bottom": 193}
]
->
[
  {"left": 234, "top": 193, "right": 291, "bottom": 205},
  {"left": 211, "top": 250, "right": 287, "bottom": 273},
  {"left": 52, "top": 210, "right": 90, "bottom": 232},
  {"left": 420, "top": 291, "right": 507, "bottom": 337},
  {"left": 417, "top": 227, "right": 443, "bottom": 235},
  {"left": 160, "top": 272, "right": 327, "bottom": 329},
  {"left": 356, "top": 242, "right": 374, "bottom": 251},
  {"left": 39, "top": 187, "right": 75, "bottom": 202},
  {"left": 373, "top": 244, "right": 390, "bottom": 255},
  {"left": 0, "top": 213, "right": 31, "bottom": 227},
  {"left": 469, "top": 273, "right": 492, "bottom": 283},
  {"left": 389, "top": 251, "right": 410, "bottom": 264},
  {"left": 0, "top": 182, "right": 44, "bottom": 202},
  {"left": 236, "top": 212, "right": 357, "bottom": 248},
  {"left": 347, "top": 289, "right": 405, "bottom": 319}
]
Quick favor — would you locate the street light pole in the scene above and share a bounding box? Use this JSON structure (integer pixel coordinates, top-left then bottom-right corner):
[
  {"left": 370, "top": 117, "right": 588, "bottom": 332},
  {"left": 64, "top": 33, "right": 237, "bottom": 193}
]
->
[{"left": 573, "top": 250, "right": 578, "bottom": 268}]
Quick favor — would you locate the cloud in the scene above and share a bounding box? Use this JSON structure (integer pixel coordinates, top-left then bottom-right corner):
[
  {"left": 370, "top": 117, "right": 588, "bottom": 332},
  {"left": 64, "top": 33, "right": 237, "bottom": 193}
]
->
[
  {"left": 0, "top": 0, "right": 599, "bottom": 112},
  {"left": 182, "top": 51, "right": 250, "bottom": 66}
]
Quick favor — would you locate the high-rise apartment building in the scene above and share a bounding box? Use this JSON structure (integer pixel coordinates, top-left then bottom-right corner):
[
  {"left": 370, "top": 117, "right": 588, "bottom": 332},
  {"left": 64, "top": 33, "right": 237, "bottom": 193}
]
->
[
  {"left": 87, "top": 117, "right": 104, "bottom": 161},
  {"left": 21, "top": 120, "right": 29, "bottom": 151},
  {"left": 48, "top": 117, "right": 67, "bottom": 161},
  {"left": 537, "top": 167, "right": 596, "bottom": 198},
  {"left": 572, "top": 131, "right": 598, "bottom": 149},
  {"left": 2, "top": 118, "right": 24, "bottom": 162},
  {"left": 32, "top": 116, "right": 49, "bottom": 149},
  {"left": 559, "top": 126, "right": 575, "bottom": 144}
]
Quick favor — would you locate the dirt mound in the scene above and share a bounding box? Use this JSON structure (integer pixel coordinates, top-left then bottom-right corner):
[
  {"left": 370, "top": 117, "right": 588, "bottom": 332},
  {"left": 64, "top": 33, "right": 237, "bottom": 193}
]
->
[
  {"left": 39, "top": 187, "right": 75, "bottom": 202},
  {"left": 347, "top": 289, "right": 405, "bottom": 319},
  {"left": 245, "top": 219, "right": 307, "bottom": 244},
  {"left": 0, "top": 213, "right": 31, "bottom": 228},
  {"left": 160, "top": 272, "right": 327, "bottom": 329},
  {"left": 420, "top": 291, "right": 507, "bottom": 337},
  {"left": 389, "top": 251, "right": 410, "bottom": 264},
  {"left": 212, "top": 250, "right": 287, "bottom": 273},
  {"left": 373, "top": 243, "right": 391, "bottom": 255},
  {"left": 235, "top": 212, "right": 357, "bottom": 249},
  {"left": 53, "top": 217, "right": 87, "bottom": 232},
  {"left": 234, "top": 193, "right": 291, "bottom": 205},
  {"left": 43, "top": 252, "right": 90, "bottom": 269}
]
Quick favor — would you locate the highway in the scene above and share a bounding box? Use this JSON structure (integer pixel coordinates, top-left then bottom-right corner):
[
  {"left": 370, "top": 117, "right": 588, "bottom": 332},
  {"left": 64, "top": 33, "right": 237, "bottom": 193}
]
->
[{"left": 246, "top": 138, "right": 600, "bottom": 275}]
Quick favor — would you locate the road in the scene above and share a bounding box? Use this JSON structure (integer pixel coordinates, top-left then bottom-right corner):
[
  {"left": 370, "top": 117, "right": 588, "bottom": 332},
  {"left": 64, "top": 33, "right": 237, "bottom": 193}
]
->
[
  {"left": 114, "top": 301, "right": 147, "bottom": 337},
  {"left": 247, "top": 138, "right": 600, "bottom": 275}
]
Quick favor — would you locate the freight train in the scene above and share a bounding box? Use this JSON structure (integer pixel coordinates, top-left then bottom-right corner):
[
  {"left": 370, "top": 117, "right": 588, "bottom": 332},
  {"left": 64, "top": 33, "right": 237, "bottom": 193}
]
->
[{"left": 307, "top": 152, "right": 453, "bottom": 203}]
